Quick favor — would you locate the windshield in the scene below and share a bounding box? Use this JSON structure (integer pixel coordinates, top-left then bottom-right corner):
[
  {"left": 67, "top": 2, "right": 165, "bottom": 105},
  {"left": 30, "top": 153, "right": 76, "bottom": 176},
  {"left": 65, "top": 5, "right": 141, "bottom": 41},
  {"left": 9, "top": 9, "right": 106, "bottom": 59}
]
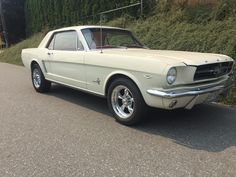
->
[{"left": 81, "top": 28, "right": 144, "bottom": 49}]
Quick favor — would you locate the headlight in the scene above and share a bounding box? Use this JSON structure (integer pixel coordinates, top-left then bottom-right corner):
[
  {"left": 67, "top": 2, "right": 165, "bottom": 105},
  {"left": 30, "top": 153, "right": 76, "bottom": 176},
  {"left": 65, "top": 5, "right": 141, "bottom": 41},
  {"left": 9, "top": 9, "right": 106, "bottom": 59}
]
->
[{"left": 167, "top": 67, "right": 177, "bottom": 85}]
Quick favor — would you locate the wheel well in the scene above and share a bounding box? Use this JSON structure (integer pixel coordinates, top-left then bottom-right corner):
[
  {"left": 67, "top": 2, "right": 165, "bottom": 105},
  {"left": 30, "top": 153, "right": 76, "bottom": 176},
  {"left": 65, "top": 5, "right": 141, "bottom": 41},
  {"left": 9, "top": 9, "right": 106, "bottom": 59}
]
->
[
  {"left": 30, "top": 61, "right": 38, "bottom": 70},
  {"left": 105, "top": 74, "right": 139, "bottom": 97}
]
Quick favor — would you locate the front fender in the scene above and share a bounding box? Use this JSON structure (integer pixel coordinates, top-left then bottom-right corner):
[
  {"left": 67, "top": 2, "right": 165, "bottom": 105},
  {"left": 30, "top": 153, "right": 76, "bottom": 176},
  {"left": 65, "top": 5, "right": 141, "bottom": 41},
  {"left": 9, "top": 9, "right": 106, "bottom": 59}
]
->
[{"left": 103, "top": 70, "right": 142, "bottom": 96}]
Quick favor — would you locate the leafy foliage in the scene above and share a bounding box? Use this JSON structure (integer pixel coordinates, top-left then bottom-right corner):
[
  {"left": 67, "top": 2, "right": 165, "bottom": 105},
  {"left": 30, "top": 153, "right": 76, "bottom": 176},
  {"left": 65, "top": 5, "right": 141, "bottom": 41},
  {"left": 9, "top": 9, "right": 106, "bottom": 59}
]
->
[
  {"left": 0, "top": 0, "right": 25, "bottom": 44},
  {"left": 25, "top": 0, "right": 155, "bottom": 34}
]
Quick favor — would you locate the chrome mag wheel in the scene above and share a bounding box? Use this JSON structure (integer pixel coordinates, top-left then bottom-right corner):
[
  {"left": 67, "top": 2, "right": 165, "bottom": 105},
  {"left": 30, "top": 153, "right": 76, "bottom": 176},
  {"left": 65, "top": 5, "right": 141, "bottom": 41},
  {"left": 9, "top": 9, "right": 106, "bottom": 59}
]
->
[
  {"left": 111, "top": 85, "right": 135, "bottom": 119},
  {"left": 32, "top": 68, "right": 41, "bottom": 89}
]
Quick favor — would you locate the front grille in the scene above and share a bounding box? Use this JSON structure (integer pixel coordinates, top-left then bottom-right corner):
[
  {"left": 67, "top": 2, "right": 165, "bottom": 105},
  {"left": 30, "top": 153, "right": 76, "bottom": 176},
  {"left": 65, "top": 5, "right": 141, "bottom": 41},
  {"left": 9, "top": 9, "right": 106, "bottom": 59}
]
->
[{"left": 194, "top": 62, "right": 234, "bottom": 81}]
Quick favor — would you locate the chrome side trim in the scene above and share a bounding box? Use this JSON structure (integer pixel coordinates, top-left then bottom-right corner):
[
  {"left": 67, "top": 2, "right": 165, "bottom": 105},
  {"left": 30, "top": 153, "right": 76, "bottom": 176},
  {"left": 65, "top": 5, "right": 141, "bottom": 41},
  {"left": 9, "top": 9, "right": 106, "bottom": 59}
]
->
[
  {"left": 147, "top": 85, "right": 225, "bottom": 98},
  {"left": 45, "top": 77, "right": 105, "bottom": 98}
]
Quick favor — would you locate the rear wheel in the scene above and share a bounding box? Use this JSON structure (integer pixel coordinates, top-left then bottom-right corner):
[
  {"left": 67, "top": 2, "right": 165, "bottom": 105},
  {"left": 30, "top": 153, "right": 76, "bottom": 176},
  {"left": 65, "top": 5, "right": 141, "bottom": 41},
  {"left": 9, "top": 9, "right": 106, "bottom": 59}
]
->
[
  {"left": 107, "top": 78, "right": 146, "bottom": 125},
  {"left": 31, "top": 63, "right": 51, "bottom": 93}
]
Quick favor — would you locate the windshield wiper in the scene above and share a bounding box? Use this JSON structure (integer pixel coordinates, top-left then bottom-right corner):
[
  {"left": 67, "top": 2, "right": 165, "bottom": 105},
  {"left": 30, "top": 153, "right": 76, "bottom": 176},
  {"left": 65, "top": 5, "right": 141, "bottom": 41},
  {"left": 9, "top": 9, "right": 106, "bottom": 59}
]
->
[
  {"left": 123, "top": 44, "right": 144, "bottom": 48},
  {"left": 103, "top": 45, "right": 127, "bottom": 49}
]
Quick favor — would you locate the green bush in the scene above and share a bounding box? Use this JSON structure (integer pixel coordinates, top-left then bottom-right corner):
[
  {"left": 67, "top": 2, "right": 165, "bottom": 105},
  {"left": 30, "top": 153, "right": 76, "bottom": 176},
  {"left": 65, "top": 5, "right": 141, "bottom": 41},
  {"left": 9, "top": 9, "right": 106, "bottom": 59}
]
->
[
  {"left": 213, "top": 0, "right": 236, "bottom": 21},
  {"left": 25, "top": 0, "right": 155, "bottom": 34}
]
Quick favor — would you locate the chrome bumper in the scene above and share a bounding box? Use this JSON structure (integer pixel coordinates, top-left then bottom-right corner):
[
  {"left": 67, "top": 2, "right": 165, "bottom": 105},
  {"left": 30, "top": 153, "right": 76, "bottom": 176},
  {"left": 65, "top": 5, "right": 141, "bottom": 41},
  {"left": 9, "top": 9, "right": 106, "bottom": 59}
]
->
[
  {"left": 147, "top": 85, "right": 225, "bottom": 98},
  {"left": 147, "top": 77, "right": 234, "bottom": 99}
]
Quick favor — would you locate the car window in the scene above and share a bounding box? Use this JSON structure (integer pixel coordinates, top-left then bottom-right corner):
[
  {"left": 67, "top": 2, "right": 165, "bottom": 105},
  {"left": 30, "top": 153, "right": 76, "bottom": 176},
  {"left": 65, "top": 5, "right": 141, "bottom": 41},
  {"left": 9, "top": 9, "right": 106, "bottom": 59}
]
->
[
  {"left": 82, "top": 28, "right": 144, "bottom": 49},
  {"left": 78, "top": 40, "right": 84, "bottom": 51},
  {"left": 105, "top": 33, "right": 134, "bottom": 46},
  {"left": 54, "top": 31, "right": 77, "bottom": 51},
  {"left": 48, "top": 36, "right": 55, "bottom": 50}
]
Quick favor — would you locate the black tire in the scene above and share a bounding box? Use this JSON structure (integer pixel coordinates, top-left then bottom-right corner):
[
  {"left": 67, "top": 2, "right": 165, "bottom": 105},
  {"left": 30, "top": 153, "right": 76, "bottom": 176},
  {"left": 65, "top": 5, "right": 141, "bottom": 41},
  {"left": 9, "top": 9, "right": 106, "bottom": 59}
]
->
[
  {"left": 107, "top": 78, "right": 146, "bottom": 126},
  {"left": 31, "top": 63, "right": 51, "bottom": 93}
]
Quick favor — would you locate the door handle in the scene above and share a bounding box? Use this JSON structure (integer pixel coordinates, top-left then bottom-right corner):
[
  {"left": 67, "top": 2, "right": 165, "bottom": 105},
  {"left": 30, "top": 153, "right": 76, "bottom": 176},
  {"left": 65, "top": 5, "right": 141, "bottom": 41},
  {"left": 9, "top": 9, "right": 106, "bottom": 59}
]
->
[{"left": 47, "top": 52, "right": 53, "bottom": 56}]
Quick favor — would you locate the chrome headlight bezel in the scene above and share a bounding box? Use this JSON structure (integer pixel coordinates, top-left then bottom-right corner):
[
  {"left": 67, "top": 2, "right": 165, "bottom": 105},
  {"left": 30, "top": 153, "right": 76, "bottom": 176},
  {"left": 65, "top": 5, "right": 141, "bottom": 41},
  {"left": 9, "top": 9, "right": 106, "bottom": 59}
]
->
[{"left": 167, "top": 67, "right": 177, "bottom": 85}]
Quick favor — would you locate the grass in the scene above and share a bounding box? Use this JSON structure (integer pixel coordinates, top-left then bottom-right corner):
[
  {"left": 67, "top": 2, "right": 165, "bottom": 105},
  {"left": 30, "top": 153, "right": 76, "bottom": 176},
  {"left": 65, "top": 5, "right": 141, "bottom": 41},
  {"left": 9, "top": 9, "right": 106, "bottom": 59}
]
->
[
  {"left": 0, "top": 33, "right": 44, "bottom": 65},
  {"left": 0, "top": 0, "right": 235, "bottom": 104}
]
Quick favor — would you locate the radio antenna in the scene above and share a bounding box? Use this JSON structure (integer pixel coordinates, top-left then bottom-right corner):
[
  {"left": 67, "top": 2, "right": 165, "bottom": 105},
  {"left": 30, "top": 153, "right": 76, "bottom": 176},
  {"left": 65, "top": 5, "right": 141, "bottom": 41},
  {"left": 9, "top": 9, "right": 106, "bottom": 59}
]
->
[
  {"left": 97, "top": 1, "right": 143, "bottom": 53},
  {"left": 100, "top": 14, "right": 103, "bottom": 54}
]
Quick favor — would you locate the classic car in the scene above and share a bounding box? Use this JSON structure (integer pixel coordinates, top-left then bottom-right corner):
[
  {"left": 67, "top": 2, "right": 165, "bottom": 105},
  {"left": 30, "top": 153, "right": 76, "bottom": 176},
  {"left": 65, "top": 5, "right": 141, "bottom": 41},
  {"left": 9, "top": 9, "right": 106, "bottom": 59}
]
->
[{"left": 21, "top": 26, "right": 235, "bottom": 125}]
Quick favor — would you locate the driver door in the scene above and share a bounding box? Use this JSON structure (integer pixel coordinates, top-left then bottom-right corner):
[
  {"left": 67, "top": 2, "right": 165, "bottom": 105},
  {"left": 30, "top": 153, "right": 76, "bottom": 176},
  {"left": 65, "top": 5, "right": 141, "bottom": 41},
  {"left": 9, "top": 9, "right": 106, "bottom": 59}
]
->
[{"left": 46, "top": 30, "right": 86, "bottom": 89}]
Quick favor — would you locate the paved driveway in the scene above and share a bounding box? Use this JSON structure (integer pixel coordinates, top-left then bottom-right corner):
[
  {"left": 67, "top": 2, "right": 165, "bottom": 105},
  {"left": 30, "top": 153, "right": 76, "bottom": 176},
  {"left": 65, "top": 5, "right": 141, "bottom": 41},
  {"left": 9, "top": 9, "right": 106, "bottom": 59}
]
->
[{"left": 0, "top": 63, "right": 236, "bottom": 177}]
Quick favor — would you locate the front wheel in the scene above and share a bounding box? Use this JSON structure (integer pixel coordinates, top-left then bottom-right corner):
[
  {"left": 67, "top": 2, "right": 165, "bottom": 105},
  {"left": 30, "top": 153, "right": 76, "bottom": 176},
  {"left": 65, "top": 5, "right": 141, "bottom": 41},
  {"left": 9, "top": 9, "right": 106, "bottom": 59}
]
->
[
  {"left": 31, "top": 63, "right": 51, "bottom": 93},
  {"left": 107, "top": 78, "right": 146, "bottom": 125}
]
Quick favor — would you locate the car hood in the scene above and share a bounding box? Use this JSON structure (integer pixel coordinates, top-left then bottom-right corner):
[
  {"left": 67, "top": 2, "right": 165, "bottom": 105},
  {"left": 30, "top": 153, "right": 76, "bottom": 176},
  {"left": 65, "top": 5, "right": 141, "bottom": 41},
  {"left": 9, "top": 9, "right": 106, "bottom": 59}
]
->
[{"left": 101, "top": 49, "right": 233, "bottom": 66}]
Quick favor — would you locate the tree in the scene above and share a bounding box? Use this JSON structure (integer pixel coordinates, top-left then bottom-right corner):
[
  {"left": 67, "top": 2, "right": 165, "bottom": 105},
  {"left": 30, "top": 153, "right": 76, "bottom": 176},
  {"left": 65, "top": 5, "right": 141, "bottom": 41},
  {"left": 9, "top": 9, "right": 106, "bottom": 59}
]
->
[{"left": 25, "top": 0, "right": 153, "bottom": 34}]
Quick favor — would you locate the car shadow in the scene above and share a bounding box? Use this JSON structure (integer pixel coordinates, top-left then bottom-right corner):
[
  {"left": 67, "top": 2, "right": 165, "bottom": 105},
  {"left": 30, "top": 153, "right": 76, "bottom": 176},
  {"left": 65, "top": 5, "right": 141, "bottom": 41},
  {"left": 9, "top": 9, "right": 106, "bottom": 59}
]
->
[{"left": 48, "top": 85, "right": 236, "bottom": 152}]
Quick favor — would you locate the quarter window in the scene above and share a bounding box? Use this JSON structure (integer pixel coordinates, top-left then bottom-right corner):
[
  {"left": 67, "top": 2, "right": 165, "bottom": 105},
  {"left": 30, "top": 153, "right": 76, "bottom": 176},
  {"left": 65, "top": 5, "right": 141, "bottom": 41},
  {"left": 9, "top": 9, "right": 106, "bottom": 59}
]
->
[{"left": 48, "top": 36, "right": 55, "bottom": 50}]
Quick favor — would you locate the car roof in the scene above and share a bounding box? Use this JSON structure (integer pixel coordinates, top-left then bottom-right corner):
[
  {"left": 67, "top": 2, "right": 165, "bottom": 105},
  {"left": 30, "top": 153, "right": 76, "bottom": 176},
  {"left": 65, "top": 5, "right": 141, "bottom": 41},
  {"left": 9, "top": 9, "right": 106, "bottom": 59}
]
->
[{"left": 52, "top": 25, "right": 126, "bottom": 33}]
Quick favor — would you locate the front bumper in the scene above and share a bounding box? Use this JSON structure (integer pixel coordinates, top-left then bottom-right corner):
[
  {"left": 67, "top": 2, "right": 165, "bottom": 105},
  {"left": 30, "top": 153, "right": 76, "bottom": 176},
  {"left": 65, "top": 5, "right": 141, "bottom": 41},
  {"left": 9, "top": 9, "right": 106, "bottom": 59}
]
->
[
  {"left": 146, "top": 76, "right": 234, "bottom": 110},
  {"left": 147, "top": 85, "right": 225, "bottom": 99}
]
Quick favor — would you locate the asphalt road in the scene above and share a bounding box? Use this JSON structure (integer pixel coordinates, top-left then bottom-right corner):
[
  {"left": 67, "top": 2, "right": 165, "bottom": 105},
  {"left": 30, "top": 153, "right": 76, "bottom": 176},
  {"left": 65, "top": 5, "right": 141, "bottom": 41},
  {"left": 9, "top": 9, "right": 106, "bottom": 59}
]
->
[{"left": 0, "top": 63, "right": 236, "bottom": 177}]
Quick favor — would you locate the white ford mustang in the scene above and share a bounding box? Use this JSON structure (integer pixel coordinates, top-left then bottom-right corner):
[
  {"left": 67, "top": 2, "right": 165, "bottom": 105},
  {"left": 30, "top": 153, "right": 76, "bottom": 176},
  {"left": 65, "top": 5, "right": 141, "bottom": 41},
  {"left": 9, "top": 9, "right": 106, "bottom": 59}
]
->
[{"left": 22, "top": 26, "right": 235, "bottom": 125}]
